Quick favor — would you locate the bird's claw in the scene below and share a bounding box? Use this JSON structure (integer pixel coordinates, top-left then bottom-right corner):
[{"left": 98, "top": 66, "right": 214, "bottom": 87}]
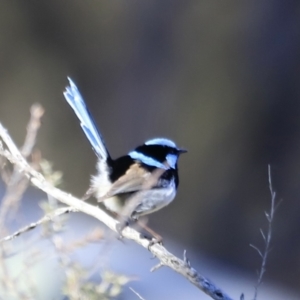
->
[
  {"left": 147, "top": 236, "right": 163, "bottom": 250},
  {"left": 116, "top": 220, "right": 130, "bottom": 239}
]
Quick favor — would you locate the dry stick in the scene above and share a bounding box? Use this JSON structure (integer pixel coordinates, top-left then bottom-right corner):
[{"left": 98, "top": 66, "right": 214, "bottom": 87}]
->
[
  {"left": 21, "top": 104, "right": 44, "bottom": 158},
  {"left": 0, "top": 207, "right": 77, "bottom": 243},
  {"left": 129, "top": 287, "right": 146, "bottom": 300},
  {"left": 0, "top": 123, "right": 234, "bottom": 300},
  {"left": 0, "top": 105, "right": 44, "bottom": 300},
  {"left": 250, "top": 165, "right": 281, "bottom": 300},
  {"left": 0, "top": 104, "right": 44, "bottom": 224}
]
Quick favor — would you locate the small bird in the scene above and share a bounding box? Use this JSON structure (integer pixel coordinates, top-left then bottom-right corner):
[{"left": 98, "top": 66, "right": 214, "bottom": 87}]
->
[{"left": 63, "top": 78, "right": 186, "bottom": 223}]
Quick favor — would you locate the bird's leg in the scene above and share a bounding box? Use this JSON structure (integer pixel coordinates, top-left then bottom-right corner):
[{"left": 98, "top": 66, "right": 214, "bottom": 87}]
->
[
  {"left": 115, "top": 218, "right": 130, "bottom": 238},
  {"left": 113, "top": 211, "right": 163, "bottom": 248},
  {"left": 136, "top": 220, "right": 163, "bottom": 248},
  {"left": 112, "top": 212, "right": 131, "bottom": 239}
]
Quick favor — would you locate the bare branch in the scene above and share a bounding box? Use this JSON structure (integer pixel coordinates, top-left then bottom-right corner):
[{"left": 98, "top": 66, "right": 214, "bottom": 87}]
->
[
  {"left": 0, "top": 207, "right": 77, "bottom": 243},
  {"left": 21, "top": 104, "right": 44, "bottom": 158},
  {"left": 150, "top": 262, "right": 164, "bottom": 272},
  {"left": 183, "top": 250, "right": 191, "bottom": 267},
  {"left": 129, "top": 287, "right": 146, "bottom": 300},
  {"left": 249, "top": 244, "right": 263, "bottom": 258},
  {"left": 259, "top": 229, "right": 266, "bottom": 241},
  {"left": 252, "top": 165, "right": 280, "bottom": 300},
  {"left": 0, "top": 104, "right": 44, "bottom": 227},
  {"left": 0, "top": 123, "right": 234, "bottom": 300}
]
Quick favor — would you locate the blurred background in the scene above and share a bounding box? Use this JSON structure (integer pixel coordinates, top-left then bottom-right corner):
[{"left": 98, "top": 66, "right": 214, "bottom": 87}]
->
[{"left": 1, "top": 1, "right": 300, "bottom": 299}]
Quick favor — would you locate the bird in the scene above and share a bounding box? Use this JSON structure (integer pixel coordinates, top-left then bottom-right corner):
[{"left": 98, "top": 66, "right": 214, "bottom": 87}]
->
[{"left": 63, "top": 77, "right": 186, "bottom": 225}]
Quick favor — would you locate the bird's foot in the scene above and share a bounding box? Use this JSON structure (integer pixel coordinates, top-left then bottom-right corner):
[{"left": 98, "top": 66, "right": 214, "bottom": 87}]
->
[{"left": 116, "top": 220, "right": 130, "bottom": 239}]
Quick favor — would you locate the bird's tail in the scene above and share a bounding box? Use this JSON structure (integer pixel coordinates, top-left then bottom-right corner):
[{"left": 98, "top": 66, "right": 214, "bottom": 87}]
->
[{"left": 63, "top": 77, "right": 111, "bottom": 161}]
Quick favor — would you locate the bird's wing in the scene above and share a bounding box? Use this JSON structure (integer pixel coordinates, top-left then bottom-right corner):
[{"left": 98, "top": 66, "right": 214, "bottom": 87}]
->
[{"left": 98, "top": 164, "right": 157, "bottom": 201}]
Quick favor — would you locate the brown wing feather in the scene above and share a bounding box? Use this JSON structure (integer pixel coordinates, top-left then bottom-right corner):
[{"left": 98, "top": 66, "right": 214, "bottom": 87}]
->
[{"left": 98, "top": 163, "right": 152, "bottom": 201}]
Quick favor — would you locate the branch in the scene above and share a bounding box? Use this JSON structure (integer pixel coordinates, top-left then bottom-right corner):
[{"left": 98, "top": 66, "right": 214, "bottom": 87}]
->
[
  {"left": 0, "top": 123, "right": 234, "bottom": 300},
  {"left": 0, "top": 104, "right": 44, "bottom": 226},
  {"left": 0, "top": 207, "right": 77, "bottom": 243},
  {"left": 250, "top": 165, "right": 281, "bottom": 300},
  {"left": 21, "top": 104, "right": 44, "bottom": 158}
]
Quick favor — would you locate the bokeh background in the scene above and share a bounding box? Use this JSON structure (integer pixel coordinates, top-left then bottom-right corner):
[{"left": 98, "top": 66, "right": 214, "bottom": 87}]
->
[{"left": 1, "top": 1, "right": 300, "bottom": 299}]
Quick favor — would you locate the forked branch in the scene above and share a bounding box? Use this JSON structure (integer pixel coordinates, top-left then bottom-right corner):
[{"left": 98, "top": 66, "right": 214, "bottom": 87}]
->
[{"left": 0, "top": 123, "right": 233, "bottom": 300}]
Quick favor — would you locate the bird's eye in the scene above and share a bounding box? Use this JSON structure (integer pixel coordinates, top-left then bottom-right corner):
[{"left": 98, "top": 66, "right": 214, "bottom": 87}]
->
[{"left": 168, "top": 148, "right": 175, "bottom": 154}]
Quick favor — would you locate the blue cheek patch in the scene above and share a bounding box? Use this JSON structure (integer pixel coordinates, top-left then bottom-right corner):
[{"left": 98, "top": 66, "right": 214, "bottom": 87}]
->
[
  {"left": 128, "top": 151, "right": 169, "bottom": 170},
  {"left": 166, "top": 154, "right": 178, "bottom": 169}
]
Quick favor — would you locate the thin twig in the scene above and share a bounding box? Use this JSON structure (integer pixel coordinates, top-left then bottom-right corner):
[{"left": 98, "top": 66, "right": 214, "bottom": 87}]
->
[
  {"left": 251, "top": 165, "right": 281, "bottom": 300},
  {"left": 0, "top": 123, "right": 234, "bottom": 300},
  {"left": 0, "top": 207, "right": 77, "bottom": 243},
  {"left": 0, "top": 104, "right": 44, "bottom": 225},
  {"left": 150, "top": 262, "right": 164, "bottom": 272},
  {"left": 129, "top": 287, "right": 146, "bottom": 300},
  {"left": 21, "top": 104, "right": 44, "bottom": 158},
  {"left": 0, "top": 105, "right": 44, "bottom": 299}
]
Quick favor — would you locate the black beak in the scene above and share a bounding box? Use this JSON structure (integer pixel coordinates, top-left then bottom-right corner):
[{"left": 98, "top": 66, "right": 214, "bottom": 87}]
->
[{"left": 177, "top": 148, "right": 187, "bottom": 154}]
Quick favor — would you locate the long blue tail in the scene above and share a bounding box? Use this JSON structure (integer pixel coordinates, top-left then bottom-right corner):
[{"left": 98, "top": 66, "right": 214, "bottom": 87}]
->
[{"left": 63, "top": 77, "right": 110, "bottom": 160}]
